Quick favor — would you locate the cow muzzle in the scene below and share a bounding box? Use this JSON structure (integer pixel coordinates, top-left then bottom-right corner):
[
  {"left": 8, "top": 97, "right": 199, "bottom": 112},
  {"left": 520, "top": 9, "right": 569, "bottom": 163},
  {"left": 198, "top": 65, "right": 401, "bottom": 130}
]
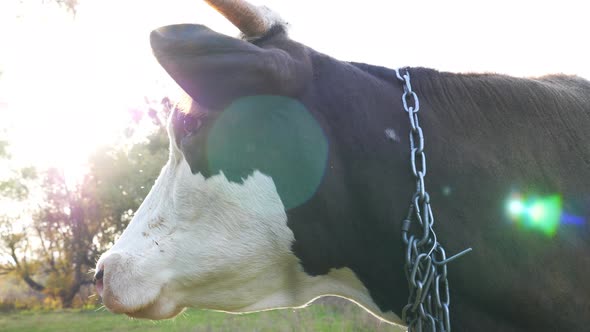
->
[{"left": 94, "top": 252, "right": 181, "bottom": 319}]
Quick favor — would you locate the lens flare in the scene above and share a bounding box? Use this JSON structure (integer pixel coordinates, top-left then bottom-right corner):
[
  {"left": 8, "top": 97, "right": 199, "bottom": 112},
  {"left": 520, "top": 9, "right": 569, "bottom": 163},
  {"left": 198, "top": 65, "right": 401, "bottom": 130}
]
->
[
  {"left": 207, "top": 95, "right": 328, "bottom": 210},
  {"left": 561, "top": 213, "right": 586, "bottom": 225},
  {"left": 506, "top": 194, "right": 562, "bottom": 236},
  {"left": 508, "top": 200, "right": 525, "bottom": 215}
]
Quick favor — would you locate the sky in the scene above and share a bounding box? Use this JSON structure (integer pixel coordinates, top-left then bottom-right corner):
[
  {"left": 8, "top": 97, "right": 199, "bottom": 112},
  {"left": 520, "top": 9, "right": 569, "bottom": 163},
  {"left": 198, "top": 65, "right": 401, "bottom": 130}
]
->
[{"left": 0, "top": 0, "right": 588, "bottom": 181}]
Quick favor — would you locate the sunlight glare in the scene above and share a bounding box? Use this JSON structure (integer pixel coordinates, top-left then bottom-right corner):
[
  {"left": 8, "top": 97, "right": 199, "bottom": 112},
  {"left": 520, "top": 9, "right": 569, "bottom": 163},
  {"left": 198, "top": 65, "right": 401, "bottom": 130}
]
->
[
  {"left": 0, "top": 0, "right": 242, "bottom": 184},
  {"left": 0, "top": 0, "right": 588, "bottom": 188}
]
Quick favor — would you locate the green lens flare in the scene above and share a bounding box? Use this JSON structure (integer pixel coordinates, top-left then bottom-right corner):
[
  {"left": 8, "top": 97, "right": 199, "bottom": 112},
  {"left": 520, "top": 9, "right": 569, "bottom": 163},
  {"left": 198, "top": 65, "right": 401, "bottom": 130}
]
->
[
  {"left": 506, "top": 194, "right": 562, "bottom": 236},
  {"left": 207, "top": 95, "right": 328, "bottom": 210},
  {"left": 508, "top": 200, "right": 525, "bottom": 215}
]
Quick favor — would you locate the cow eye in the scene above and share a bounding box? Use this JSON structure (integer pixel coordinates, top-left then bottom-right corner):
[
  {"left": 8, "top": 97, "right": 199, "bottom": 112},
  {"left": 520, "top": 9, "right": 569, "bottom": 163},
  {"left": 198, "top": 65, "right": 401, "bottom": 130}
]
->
[{"left": 182, "top": 115, "right": 202, "bottom": 134}]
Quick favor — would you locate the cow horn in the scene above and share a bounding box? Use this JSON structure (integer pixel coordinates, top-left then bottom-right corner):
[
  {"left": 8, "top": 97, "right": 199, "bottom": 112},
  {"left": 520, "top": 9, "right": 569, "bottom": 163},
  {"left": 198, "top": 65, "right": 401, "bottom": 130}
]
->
[{"left": 204, "top": 0, "right": 272, "bottom": 37}]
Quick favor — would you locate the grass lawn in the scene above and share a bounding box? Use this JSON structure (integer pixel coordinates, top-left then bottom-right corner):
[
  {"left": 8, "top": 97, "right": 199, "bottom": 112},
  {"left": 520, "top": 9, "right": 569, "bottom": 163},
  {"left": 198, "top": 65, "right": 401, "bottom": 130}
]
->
[{"left": 0, "top": 298, "right": 402, "bottom": 332}]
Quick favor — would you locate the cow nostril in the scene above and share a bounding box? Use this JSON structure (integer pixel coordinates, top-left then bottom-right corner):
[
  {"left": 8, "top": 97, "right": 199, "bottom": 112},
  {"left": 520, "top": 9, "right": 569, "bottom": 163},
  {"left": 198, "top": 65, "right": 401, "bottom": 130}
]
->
[
  {"left": 94, "top": 269, "right": 104, "bottom": 283},
  {"left": 94, "top": 268, "right": 104, "bottom": 297}
]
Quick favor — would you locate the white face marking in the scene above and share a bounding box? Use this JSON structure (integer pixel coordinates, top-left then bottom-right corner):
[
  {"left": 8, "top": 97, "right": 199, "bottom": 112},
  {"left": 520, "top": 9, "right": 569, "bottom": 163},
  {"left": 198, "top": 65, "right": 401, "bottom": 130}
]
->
[{"left": 95, "top": 110, "right": 403, "bottom": 327}]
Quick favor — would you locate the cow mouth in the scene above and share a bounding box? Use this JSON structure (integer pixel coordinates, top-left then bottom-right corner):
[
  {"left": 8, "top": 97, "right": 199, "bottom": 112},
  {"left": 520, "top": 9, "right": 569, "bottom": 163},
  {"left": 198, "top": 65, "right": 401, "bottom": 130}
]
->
[
  {"left": 122, "top": 297, "right": 183, "bottom": 320},
  {"left": 97, "top": 275, "right": 177, "bottom": 319}
]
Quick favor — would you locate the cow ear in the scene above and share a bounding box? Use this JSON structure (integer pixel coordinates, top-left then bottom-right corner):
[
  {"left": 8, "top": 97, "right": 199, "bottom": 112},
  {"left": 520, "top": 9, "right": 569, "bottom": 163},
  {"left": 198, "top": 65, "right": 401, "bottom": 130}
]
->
[{"left": 151, "top": 24, "right": 312, "bottom": 110}]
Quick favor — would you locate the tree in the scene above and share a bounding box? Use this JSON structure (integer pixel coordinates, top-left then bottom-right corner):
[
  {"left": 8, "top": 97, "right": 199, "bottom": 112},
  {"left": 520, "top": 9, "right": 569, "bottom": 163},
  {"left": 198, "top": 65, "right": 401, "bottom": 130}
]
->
[
  {"left": 0, "top": 98, "right": 172, "bottom": 308},
  {"left": 0, "top": 216, "right": 41, "bottom": 291},
  {"left": 0, "top": 140, "right": 7, "bottom": 158},
  {"left": 0, "top": 139, "right": 39, "bottom": 284},
  {"left": 0, "top": 137, "right": 36, "bottom": 201},
  {"left": 85, "top": 97, "right": 170, "bottom": 247}
]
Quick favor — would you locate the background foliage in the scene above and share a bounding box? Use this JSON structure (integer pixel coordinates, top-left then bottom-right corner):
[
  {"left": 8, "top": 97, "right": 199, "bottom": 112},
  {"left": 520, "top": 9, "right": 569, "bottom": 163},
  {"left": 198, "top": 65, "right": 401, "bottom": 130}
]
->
[{"left": 0, "top": 96, "right": 171, "bottom": 310}]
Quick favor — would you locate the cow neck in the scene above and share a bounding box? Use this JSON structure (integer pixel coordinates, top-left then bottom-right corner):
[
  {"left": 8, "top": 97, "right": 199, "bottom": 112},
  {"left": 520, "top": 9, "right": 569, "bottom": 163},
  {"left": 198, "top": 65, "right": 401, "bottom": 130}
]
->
[{"left": 285, "top": 56, "right": 412, "bottom": 318}]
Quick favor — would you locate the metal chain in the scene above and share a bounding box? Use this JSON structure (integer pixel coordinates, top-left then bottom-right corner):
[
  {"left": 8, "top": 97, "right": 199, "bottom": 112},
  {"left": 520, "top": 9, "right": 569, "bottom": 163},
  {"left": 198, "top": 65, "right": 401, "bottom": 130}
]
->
[{"left": 394, "top": 67, "right": 472, "bottom": 332}]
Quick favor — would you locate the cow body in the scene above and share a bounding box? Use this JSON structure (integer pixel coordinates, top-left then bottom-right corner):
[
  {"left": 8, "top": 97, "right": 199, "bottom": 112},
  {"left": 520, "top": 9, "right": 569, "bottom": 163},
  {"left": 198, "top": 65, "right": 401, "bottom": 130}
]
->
[
  {"left": 95, "top": 4, "right": 590, "bottom": 331},
  {"left": 406, "top": 70, "right": 590, "bottom": 331}
]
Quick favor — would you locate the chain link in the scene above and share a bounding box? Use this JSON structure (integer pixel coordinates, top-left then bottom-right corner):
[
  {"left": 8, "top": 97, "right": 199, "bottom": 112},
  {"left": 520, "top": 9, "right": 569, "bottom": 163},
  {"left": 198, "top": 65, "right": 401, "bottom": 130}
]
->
[{"left": 395, "top": 68, "right": 472, "bottom": 332}]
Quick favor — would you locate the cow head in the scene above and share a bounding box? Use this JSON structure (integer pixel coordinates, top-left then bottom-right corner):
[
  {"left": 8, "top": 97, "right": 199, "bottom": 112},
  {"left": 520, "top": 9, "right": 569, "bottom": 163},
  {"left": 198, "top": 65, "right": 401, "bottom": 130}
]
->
[{"left": 95, "top": 0, "right": 405, "bottom": 326}]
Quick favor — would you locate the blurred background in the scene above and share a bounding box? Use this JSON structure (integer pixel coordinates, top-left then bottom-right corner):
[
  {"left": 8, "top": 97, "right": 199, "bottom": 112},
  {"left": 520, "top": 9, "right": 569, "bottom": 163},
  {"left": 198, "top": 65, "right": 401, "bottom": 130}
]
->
[{"left": 0, "top": 0, "right": 587, "bottom": 331}]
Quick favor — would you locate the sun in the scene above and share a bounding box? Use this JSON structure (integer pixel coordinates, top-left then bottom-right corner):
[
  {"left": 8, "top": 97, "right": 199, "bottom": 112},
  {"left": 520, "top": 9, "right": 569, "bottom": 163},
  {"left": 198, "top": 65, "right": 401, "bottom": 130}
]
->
[
  {"left": 0, "top": 1, "right": 174, "bottom": 185},
  {"left": 0, "top": 0, "right": 235, "bottom": 185}
]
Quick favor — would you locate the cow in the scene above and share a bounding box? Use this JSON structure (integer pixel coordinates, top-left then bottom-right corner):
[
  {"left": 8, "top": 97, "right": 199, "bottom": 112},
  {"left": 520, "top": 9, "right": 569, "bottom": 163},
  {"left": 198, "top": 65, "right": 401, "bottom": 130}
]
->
[{"left": 94, "top": 1, "right": 590, "bottom": 331}]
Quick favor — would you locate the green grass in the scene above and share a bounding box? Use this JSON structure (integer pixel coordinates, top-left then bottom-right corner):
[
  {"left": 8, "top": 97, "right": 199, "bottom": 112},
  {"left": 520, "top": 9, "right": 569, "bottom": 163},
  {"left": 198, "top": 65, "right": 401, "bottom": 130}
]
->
[{"left": 0, "top": 298, "right": 403, "bottom": 332}]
